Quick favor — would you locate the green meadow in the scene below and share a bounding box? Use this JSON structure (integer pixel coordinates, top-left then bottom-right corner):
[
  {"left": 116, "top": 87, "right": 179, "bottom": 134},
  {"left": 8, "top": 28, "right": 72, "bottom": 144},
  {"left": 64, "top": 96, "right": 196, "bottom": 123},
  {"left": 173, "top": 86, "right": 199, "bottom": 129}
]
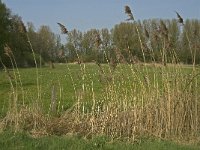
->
[
  {"left": 0, "top": 63, "right": 200, "bottom": 149},
  {"left": 0, "top": 131, "right": 199, "bottom": 150},
  {"left": 0, "top": 63, "right": 198, "bottom": 116}
]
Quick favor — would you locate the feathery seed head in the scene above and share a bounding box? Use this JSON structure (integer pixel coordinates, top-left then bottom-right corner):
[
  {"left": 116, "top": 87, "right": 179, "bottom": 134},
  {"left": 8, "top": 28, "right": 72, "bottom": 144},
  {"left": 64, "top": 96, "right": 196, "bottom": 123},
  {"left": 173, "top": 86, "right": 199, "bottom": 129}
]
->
[
  {"left": 144, "top": 27, "right": 149, "bottom": 39},
  {"left": 160, "top": 20, "right": 168, "bottom": 40},
  {"left": 175, "top": 11, "right": 184, "bottom": 25},
  {"left": 4, "top": 44, "right": 12, "bottom": 57},
  {"left": 57, "top": 22, "right": 68, "bottom": 34},
  {"left": 124, "top": 5, "right": 134, "bottom": 21},
  {"left": 125, "top": 5, "right": 132, "bottom": 14},
  {"left": 95, "top": 33, "right": 102, "bottom": 48},
  {"left": 19, "top": 21, "right": 27, "bottom": 33}
]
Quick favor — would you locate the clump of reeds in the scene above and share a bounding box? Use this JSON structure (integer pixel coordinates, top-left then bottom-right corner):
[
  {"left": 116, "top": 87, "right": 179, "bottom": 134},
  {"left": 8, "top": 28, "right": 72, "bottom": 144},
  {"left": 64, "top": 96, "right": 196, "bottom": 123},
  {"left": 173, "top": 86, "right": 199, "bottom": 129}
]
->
[
  {"left": 0, "top": 20, "right": 42, "bottom": 133},
  {"left": 1, "top": 44, "right": 26, "bottom": 128}
]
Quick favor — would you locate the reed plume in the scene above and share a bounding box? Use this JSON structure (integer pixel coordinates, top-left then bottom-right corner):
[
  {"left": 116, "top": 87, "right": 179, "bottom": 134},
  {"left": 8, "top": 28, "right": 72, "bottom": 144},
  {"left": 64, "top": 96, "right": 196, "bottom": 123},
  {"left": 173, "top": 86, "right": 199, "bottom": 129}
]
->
[
  {"left": 160, "top": 20, "right": 168, "bottom": 40},
  {"left": 175, "top": 11, "right": 184, "bottom": 25},
  {"left": 144, "top": 27, "right": 149, "bottom": 39},
  {"left": 95, "top": 33, "right": 101, "bottom": 48},
  {"left": 124, "top": 5, "right": 134, "bottom": 21},
  {"left": 19, "top": 20, "right": 27, "bottom": 33},
  {"left": 4, "top": 44, "right": 13, "bottom": 57},
  {"left": 57, "top": 22, "right": 68, "bottom": 34}
]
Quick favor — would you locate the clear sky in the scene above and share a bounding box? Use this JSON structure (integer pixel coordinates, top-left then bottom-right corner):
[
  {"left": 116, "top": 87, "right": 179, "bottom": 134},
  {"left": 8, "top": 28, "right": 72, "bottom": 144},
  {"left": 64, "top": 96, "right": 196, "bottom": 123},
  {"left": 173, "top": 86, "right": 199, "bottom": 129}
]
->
[{"left": 2, "top": 0, "right": 200, "bottom": 34}]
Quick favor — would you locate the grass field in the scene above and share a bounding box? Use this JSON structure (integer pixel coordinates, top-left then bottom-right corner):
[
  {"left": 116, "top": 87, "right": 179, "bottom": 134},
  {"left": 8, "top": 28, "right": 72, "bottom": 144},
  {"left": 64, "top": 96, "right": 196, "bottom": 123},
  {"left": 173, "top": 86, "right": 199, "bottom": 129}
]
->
[
  {"left": 0, "top": 63, "right": 198, "bottom": 115},
  {"left": 0, "top": 131, "right": 199, "bottom": 150},
  {"left": 0, "top": 63, "right": 200, "bottom": 149},
  {"left": 0, "top": 63, "right": 107, "bottom": 116}
]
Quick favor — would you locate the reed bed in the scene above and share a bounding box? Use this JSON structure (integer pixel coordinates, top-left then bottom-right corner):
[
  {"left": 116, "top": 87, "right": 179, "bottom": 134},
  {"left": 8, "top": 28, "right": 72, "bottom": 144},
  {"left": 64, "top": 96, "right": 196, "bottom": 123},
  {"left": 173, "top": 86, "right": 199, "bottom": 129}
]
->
[{"left": 0, "top": 62, "right": 199, "bottom": 143}]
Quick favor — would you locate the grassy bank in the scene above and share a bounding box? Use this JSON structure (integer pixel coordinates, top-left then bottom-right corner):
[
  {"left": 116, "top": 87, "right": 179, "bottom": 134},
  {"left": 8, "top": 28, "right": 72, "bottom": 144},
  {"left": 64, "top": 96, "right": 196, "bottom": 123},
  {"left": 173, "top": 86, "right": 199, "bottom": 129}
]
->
[
  {"left": 0, "top": 63, "right": 200, "bottom": 147},
  {"left": 0, "top": 131, "right": 199, "bottom": 150}
]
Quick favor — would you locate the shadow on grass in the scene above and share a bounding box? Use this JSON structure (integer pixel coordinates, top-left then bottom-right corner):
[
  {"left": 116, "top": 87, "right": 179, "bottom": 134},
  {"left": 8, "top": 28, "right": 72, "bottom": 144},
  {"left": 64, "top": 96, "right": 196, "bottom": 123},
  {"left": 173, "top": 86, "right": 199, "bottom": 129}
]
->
[{"left": 0, "top": 80, "right": 35, "bottom": 89}]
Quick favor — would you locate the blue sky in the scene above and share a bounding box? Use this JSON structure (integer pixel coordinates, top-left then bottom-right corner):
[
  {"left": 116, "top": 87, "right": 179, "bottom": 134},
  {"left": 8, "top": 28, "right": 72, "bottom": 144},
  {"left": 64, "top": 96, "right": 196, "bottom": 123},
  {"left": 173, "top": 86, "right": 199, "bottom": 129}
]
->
[{"left": 2, "top": 0, "right": 200, "bottom": 34}]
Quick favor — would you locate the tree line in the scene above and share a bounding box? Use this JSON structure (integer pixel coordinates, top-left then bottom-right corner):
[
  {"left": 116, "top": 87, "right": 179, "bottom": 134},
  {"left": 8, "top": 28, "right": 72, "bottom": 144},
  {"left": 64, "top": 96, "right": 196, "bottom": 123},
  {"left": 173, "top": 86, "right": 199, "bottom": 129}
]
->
[
  {"left": 1, "top": 1, "right": 200, "bottom": 68},
  {"left": 0, "top": 1, "right": 62, "bottom": 67},
  {"left": 65, "top": 20, "right": 200, "bottom": 65}
]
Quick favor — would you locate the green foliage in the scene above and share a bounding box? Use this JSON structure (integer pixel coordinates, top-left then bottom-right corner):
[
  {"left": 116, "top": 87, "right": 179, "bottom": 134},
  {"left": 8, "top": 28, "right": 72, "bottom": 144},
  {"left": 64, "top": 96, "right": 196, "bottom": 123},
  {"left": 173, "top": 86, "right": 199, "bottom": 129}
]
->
[
  {"left": 0, "top": 1, "right": 11, "bottom": 66},
  {"left": 112, "top": 22, "right": 142, "bottom": 62},
  {"left": 63, "top": 19, "right": 200, "bottom": 64},
  {"left": 24, "top": 52, "right": 44, "bottom": 67},
  {"left": 181, "top": 19, "right": 200, "bottom": 64},
  {"left": 37, "top": 25, "right": 58, "bottom": 62},
  {"left": 0, "top": 2, "right": 62, "bottom": 68},
  {"left": 0, "top": 131, "right": 198, "bottom": 150}
]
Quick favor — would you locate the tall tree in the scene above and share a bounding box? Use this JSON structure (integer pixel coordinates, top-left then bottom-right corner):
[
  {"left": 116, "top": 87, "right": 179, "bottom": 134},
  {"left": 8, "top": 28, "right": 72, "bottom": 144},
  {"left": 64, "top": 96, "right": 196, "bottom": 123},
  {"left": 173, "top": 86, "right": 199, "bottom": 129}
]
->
[
  {"left": 37, "top": 25, "right": 57, "bottom": 62},
  {"left": 0, "top": 1, "right": 11, "bottom": 67},
  {"left": 81, "top": 29, "right": 99, "bottom": 62},
  {"left": 8, "top": 15, "right": 30, "bottom": 66},
  {"left": 112, "top": 22, "right": 141, "bottom": 63},
  {"left": 65, "top": 29, "right": 83, "bottom": 62}
]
